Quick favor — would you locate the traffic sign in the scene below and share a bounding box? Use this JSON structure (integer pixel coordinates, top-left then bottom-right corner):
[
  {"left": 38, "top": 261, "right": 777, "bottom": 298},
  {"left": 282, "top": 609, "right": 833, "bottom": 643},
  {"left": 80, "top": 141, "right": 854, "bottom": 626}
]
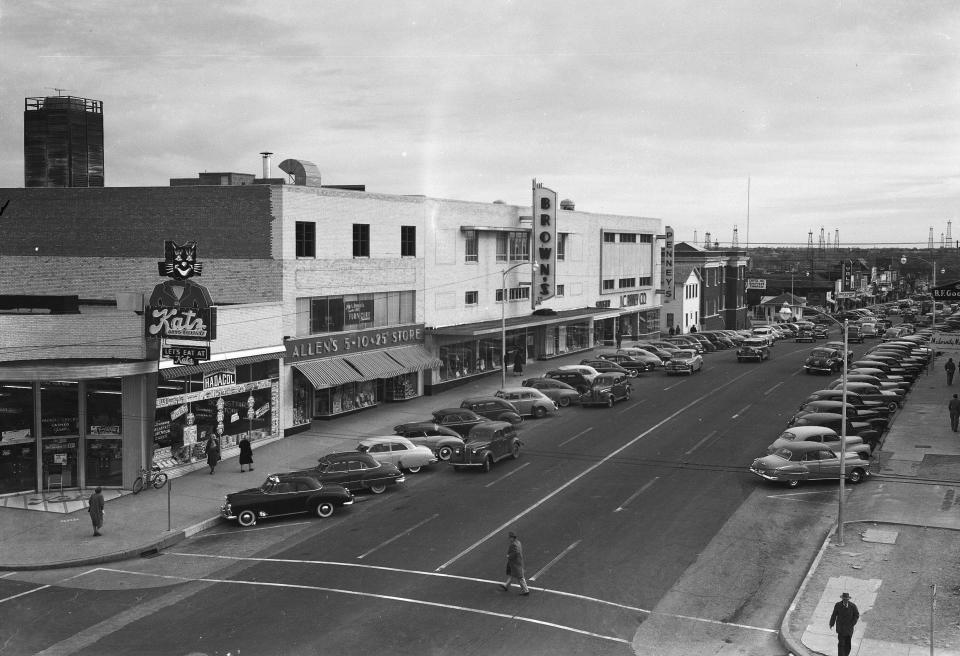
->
[{"left": 779, "top": 305, "right": 793, "bottom": 320}]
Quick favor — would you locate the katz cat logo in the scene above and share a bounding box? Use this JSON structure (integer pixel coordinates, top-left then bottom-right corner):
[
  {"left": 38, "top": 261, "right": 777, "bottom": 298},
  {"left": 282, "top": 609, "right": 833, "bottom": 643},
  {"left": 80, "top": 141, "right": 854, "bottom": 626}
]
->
[{"left": 146, "top": 240, "right": 217, "bottom": 341}]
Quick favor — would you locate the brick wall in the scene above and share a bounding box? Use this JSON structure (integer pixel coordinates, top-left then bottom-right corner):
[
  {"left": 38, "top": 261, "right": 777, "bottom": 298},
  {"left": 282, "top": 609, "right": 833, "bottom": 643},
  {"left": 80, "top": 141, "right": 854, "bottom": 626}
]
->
[{"left": 0, "top": 313, "right": 145, "bottom": 361}]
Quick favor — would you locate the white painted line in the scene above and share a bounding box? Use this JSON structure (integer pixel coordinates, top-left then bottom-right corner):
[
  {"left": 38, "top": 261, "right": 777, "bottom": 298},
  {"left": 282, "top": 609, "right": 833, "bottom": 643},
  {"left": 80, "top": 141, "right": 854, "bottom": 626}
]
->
[
  {"left": 530, "top": 540, "right": 581, "bottom": 581},
  {"left": 485, "top": 462, "right": 530, "bottom": 488},
  {"left": 435, "top": 367, "right": 758, "bottom": 573},
  {"left": 684, "top": 431, "right": 717, "bottom": 456},
  {"left": 559, "top": 427, "right": 592, "bottom": 447},
  {"left": 0, "top": 585, "right": 50, "bottom": 604},
  {"left": 194, "top": 520, "right": 315, "bottom": 538},
  {"left": 358, "top": 514, "right": 438, "bottom": 559},
  {"left": 663, "top": 382, "right": 683, "bottom": 390},
  {"left": 731, "top": 404, "right": 752, "bottom": 418},
  {"left": 614, "top": 477, "right": 659, "bottom": 512},
  {"left": 764, "top": 381, "right": 784, "bottom": 395},
  {"left": 617, "top": 402, "right": 635, "bottom": 414},
  {"left": 98, "top": 566, "right": 630, "bottom": 645},
  {"left": 0, "top": 572, "right": 14, "bottom": 579}
]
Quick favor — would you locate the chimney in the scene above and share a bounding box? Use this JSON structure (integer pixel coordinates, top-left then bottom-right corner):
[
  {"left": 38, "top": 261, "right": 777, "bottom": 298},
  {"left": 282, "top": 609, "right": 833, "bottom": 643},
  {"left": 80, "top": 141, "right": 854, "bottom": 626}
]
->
[
  {"left": 260, "top": 152, "right": 273, "bottom": 179},
  {"left": 560, "top": 199, "right": 575, "bottom": 210}
]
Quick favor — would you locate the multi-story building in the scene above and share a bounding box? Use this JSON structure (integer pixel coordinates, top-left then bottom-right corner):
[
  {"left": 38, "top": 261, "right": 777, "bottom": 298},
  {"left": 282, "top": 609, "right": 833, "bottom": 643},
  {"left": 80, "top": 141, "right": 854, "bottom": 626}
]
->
[
  {"left": 24, "top": 95, "right": 105, "bottom": 188},
  {"left": 663, "top": 242, "right": 749, "bottom": 332},
  {"left": 0, "top": 165, "right": 662, "bottom": 496}
]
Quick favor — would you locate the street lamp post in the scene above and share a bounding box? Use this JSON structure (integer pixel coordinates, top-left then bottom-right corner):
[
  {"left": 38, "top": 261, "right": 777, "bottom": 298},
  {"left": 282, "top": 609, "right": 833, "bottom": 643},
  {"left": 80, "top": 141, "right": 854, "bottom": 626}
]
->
[
  {"left": 501, "top": 261, "right": 537, "bottom": 390},
  {"left": 901, "top": 255, "right": 943, "bottom": 329}
]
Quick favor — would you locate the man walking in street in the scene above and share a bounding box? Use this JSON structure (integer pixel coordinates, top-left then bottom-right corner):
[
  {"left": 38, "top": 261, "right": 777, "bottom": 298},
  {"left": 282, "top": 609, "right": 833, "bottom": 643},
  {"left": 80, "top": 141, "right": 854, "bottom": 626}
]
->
[
  {"left": 87, "top": 486, "right": 104, "bottom": 537},
  {"left": 498, "top": 531, "right": 530, "bottom": 595},
  {"left": 946, "top": 357, "right": 956, "bottom": 385},
  {"left": 949, "top": 394, "right": 960, "bottom": 432},
  {"left": 829, "top": 591, "right": 860, "bottom": 656}
]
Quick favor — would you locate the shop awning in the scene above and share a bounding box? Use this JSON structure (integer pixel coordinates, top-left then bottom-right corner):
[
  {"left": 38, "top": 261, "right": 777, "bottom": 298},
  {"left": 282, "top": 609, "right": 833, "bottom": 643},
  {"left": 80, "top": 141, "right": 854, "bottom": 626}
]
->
[
  {"left": 386, "top": 345, "right": 442, "bottom": 371},
  {"left": 160, "top": 351, "right": 283, "bottom": 380},
  {"left": 342, "top": 350, "right": 409, "bottom": 379},
  {"left": 427, "top": 306, "right": 604, "bottom": 337},
  {"left": 292, "top": 359, "right": 365, "bottom": 388}
]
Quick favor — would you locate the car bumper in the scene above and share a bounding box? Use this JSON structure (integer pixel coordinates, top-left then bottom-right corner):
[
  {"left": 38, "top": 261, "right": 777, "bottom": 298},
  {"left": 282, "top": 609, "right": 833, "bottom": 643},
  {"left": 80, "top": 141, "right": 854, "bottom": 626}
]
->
[
  {"left": 804, "top": 365, "right": 834, "bottom": 373},
  {"left": 749, "top": 466, "right": 788, "bottom": 482}
]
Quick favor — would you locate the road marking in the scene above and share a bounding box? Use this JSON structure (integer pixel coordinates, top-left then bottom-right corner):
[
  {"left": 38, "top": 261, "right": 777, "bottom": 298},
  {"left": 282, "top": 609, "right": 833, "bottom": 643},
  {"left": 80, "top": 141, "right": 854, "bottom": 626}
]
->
[
  {"left": 358, "top": 514, "right": 438, "bottom": 559},
  {"left": 764, "top": 381, "right": 784, "bottom": 395},
  {"left": 435, "top": 367, "right": 758, "bottom": 573},
  {"left": 194, "top": 520, "right": 315, "bottom": 538},
  {"left": 0, "top": 585, "right": 50, "bottom": 604},
  {"left": 684, "top": 431, "right": 717, "bottom": 456},
  {"left": 559, "top": 427, "right": 592, "bottom": 447},
  {"left": 485, "top": 462, "right": 530, "bottom": 488},
  {"left": 663, "top": 381, "right": 683, "bottom": 390},
  {"left": 530, "top": 540, "right": 581, "bottom": 581},
  {"left": 614, "top": 477, "right": 659, "bottom": 512},
  {"left": 617, "top": 402, "right": 635, "bottom": 414},
  {"left": 0, "top": 572, "right": 14, "bottom": 579},
  {"left": 99, "top": 566, "right": 630, "bottom": 645},
  {"left": 731, "top": 404, "right": 752, "bottom": 418}
]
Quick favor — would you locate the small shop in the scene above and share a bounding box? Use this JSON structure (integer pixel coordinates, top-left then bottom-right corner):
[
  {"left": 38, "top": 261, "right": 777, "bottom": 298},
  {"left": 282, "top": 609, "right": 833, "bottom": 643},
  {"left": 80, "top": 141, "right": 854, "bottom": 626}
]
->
[
  {"left": 153, "top": 353, "right": 281, "bottom": 469},
  {"left": 286, "top": 324, "right": 440, "bottom": 422}
]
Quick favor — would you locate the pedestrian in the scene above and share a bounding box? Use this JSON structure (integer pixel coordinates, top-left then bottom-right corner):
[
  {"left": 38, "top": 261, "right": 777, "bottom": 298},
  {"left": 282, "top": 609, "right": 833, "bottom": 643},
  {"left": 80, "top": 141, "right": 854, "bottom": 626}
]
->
[
  {"left": 946, "top": 357, "right": 956, "bottom": 385},
  {"left": 513, "top": 349, "right": 524, "bottom": 377},
  {"left": 88, "top": 486, "right": 104, "bottom": 537},
  {"left": 828, "top": 592, "right": 859, "bottom": 656},
  {"left": 498, "top": 531, "right": 530, "bottom": 595},
  {"left": 205, "top": 434, "right": 221, "bottom": 474},
  {"left": 239, "top": 436, "right": 254, "bottom": 472},
  {"left": 615, "top": 331, "right": 623, "bottom": 350},
  {"left": 949, "top": 394, "right": 960, "bottom": 432}
]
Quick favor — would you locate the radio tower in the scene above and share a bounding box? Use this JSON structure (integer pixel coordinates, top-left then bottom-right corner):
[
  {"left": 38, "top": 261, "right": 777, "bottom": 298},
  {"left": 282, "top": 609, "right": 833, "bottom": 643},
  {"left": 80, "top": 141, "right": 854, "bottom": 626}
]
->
[
  {"left": 929, "top": 227, "right": 935, "bottom": 249},
  {"left": 807, "top": 229, "right": 814, "bottom": 254},
  {"left": 947, "top": 220, "right": 953, "bottom": 245},
  {"left": 732, "top": 225, "right": 739, "bottom": 248},
  {"left": 693, "top": 230, "right": 698, "bottom": 245},
  {"left": 818, "top": 227, "right": 826, "bottom": 251},
  {"left": 834, "top": 229, "right": 840, "bottom": 250}
]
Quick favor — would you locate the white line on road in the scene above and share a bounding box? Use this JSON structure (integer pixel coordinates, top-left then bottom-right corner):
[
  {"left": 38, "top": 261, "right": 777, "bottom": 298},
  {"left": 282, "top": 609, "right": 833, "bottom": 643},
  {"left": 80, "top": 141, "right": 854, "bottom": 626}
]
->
[
  {"left": 485, "top": 462, "right": 530, "bottom": 488},
  {"left": 0, "top": 572, "right": 14, "bottom": 579},
  {"left": 194, "top": 520, "right": 315, "bottom": 539},
  {"left": 614, "top": 477, "right": 659, "bottom": 512},
  {"left": 617, "top": 402, "right": 635, "bottom": 414},
  {"left": 764, "top": 381, "right": 784, "bottom": 395},
  {"left": 435, "top": 368, "right": 758, "bottom": 573},
  {"left": 731, "top": 404, "right": 752, "bottom": 418},
  {"left": 358, "top": 514, "right": 438, "bottom": 559},
  {"left": 0, "top": 585, "right": 50, "bottom": 604},
  {"left": 663, "top": 382, "right": 683, "bottom": 390},
  {"left": 684, "top": 431, "right": 717, "bottom": 456},
  {"left": 559, "top": 427, "right": 592, "bottom": 447},
  {"left": 530, "top": 540, "right": 581, "bottom": 581}
]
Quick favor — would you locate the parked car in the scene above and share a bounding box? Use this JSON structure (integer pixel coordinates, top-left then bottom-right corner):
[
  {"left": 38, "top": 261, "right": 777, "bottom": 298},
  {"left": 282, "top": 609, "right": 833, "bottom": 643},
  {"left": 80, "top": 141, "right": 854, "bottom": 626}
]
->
[
  {"left": 666, "top": 336, "right": 704, "bottom": 354},
  {"left": 803, "top": 390, "right": 892, "bottom": 418},
  {"left": 392, "top": 423, "right": 464, "bottom": 461},
  {"left": 520, "top": 378, "right": 582, "bottom": 407},
  {"left": 700, "top": 331, "right": 736, "bottom": 349},
  {"left": 545, "top": 369, "right": 594, "bottom": 393},
  {"left": 737, "top": 337, "right": 771, "bottom": 362},
  {"left": 803, "top": 347, "right": 846, "bottom": 375},
  {"left": 665, "top": 349, "right": 704, "bottom": 375},
  {"left": 750, "top": 326, "right": 777, "bottom": 345},
  {"left": 845, "top": 325, "right": 865, "bottom": 343},
  {"left": 357, "top": 436, "right": 438, "bottom": 472},
  {"left": 684, "top": 333, "right": 717, "bottom": 352},
  {"left": 557, "top": 364, "right": 601, "bottom": 381},
  {"left": 795, "top": 327, "right": 815, "bottom": 343},
  {"left": 597, "top": 350, "right": 662, "bottom": 372},
  {"left": 812, "top": 325, "right": 831, "bottom": 340},
  {"left": 580, "top": 358, "right": 638, "bottom": 378},
  {"left": 788, "top": 411, "right": 881, "bottom": 450},
  {"left": 860, "top": 322, "right": 879, "bottom": 338},
  {"left": 495, "top": 387, "right": 558, "bottom": 418},
  {"left": 297, "top": 452, "right": 405, "bottom": 495},
  {"left": 766, "top": 426, "right": 871, "bottom": 459},
  {"left": 220, "top": 473, "right": 354, "bottom": 527},
  {"left": 460, "top": 397, "right": 524, "bottom": 424},
  {"left": 394, "top": 408, "right": 490, "bottom": 438},
  {"left": 580, "top": 372, "right": 632, "bottom": 407},
  {"left": 828, "top": 381, "right": 902, "bottom": 412},
  {"left": 750, "top": 442, "right": 871, "bottom": 487},
  {"left": 449, "top": 421, "right": 522, "bottom": 472},
  {"left": 790, "top": 400, "right": 888, "bottom": 433}
]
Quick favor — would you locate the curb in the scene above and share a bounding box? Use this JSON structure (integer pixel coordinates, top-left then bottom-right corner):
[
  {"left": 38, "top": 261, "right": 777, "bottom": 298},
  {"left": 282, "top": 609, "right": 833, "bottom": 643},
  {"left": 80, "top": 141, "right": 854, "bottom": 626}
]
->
[{"left": 779, "top": 521, "right": 835, "bottom": 656}]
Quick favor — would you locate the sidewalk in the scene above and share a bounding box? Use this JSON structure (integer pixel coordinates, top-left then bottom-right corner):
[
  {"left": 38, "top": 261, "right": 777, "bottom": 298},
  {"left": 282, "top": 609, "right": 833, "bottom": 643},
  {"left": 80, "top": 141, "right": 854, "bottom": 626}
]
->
[
  {"left": 0, "top": 348, "right": 591, "bottom": 570},
  {"left": 782, "top": 344, "right": 960, "bottom": 656}
]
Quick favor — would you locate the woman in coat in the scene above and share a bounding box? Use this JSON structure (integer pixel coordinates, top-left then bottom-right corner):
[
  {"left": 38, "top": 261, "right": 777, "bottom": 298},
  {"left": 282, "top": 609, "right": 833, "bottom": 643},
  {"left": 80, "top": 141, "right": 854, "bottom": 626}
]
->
[
  {"left": 205, "top": 435, "right": 221, "bottom": 475},
  {"left": 238, "top": 437, "right": 254, "bottom": 472},
  {"left": 513, "top": 349, "right": 524, "bottom": 376}
]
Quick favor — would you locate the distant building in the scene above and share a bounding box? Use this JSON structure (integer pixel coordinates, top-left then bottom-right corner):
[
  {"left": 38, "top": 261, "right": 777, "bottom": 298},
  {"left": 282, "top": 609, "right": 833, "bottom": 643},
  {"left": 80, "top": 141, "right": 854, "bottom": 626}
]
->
[{"left": 24, "top": 95, "right": 104, "bottom": 187}]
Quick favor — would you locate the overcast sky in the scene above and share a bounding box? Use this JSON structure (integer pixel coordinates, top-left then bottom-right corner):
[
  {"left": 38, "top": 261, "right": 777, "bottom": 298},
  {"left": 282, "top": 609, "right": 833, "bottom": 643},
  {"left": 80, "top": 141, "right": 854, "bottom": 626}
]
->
[{"left": 1, "top": 0, "right": 957, "bottom": 248}]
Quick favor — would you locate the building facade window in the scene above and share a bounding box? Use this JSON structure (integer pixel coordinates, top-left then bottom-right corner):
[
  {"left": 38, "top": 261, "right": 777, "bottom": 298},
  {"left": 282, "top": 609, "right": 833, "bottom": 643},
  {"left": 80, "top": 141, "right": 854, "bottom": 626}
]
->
[
  {"left": 557, "top": 233, "right": 567, "bottom": 261},
  {"left": 638, "top": 276, "right": 652, "bottom": 287},
  {"left": 353, "top": 224, "right": 370, "bottom": 257},
  {"left": 401, "top": 225, "right": 416, "bottom": 257},
  {"left": 465, "top": 290, "right": 478, "bottom": 305},
  {"left": 603, "top": 232, "right": 616, "bottom": 243},
  {"left": 620, "top": 233, "right": 637, "bottom": 243},
  {"left": 495, "top": 287, "right": 530, "bottom": 302},
  {"left": 496, "top": 233, "right": 508, "bottom": 261},
  {"left": 464, "top": 230, "right": 478, "bottom": 262},
  {"left": 508, "top": 232, "right": 529, "bottom": 261},
  {"left": 639, "top": 234, "right": 653, "bottom": 243},
  {"left": 556, "top": 284, "right": 565, "bottom": 297},
  {"left": 618, "top": 277, "right": 636, "bottom": 288},
  {"left": 296, "top": 221, "right": 316, "bottom": 258},
  {"left": 298, "top": 291, "right": 416, "bottom": 334},
  {"left": 602, "top": 279, "right": 615, "bottom": 290}
]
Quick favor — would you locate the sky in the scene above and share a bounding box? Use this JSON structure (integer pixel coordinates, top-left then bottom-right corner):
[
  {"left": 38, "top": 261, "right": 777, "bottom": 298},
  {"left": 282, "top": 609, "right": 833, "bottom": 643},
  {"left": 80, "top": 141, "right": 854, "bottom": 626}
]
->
[{"left": 1, "top": 0, "right": 958, "bottom": 248}]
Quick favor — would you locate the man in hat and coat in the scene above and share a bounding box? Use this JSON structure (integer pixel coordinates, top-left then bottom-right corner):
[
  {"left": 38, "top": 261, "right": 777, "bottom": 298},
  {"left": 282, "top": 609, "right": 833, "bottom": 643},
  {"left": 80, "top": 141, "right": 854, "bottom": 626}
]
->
[
  {"left": 88, "top": 487, "right": 105, "bottom": 537},
  {"left": 498, "top": 531, "right": 530, "bottom": 595},
  {"left": 829, "top": 591, "right": 860, "bottom": 656}
]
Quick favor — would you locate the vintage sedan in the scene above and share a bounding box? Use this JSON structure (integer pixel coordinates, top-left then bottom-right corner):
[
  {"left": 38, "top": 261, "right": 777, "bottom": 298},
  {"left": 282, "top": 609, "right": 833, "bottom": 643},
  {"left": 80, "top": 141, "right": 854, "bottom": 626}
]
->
[
  {"left": 803, "top": 347, "right": 845, "bottom": 374},
  {"left": 520, "top": 378, "right": 582, "bottom": 407},
  {"left": 495, "top": 387, "right": 557, "bottom": 418},
  {"left": 737, "top": 337, "right": 771, "bottom": 362},
  {"left": 812, "top": 325, "right": 831, "bottom": 340},
  {"left": 460, "top": 397, "right": 524, "bottom": 424},
  {"left": 298, "top": 452, "right": 405, "bottom": 494},
  {"left": 392, "top": 423, "right": 464, "bottom": 461},
  {"left": 597, "top": 350, "right": 662, "bottom": 372},
  {"left": 794, "top": 328, "right": 815, "bottom": 343},
  {"left": 750, "top": 442, "right": 871, "bottom": 487},
  {"left": 357, "top": 436, "right": 437, "bottom": 473},
  {"left": 580, "top": 358, "right": 638, "bottom": 378},
  {"left": 788, "top": 412, "right": 881, "bottom": 450},
  {"left": 449, "top": 421, "right": 522, "bottom": 472},
  {"left": 665, "top": 349, "right": 703, "bottom": 375},
  {"left": 767, "top": 426, "right": 871, "bottom": 459},
  {"left": 394, "top": 408, "right": 491, "bottom": 438},
  {"left": 580, "top": 372, "right": 631, "bottom": 407},
  {"left": 220, "top": 473, "right": 354, "bottom": 527}
]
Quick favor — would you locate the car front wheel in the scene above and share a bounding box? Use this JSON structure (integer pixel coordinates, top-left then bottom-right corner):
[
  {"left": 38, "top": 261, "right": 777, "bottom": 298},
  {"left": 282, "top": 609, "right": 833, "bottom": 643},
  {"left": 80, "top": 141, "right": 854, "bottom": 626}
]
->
[
  {"left": 848, "top": 469, "right": 865, "bottom": 484},
  {"left": 314, "top": 502, "right": 334, "bottom": 518},
  {"left": 786, "top": 479, "right": 800, "bottom": 488},
  {"left": 238, "top": 510, "right": 257, "bottom": 527},
  {"left": 437, "top": 446, "right": 453, "bottom": 461},
  {"left": 369, "top": 482, "right": 387, "bottom": 494},
  {"left": 405, "top": 465, "right": 421, "bottom": 473},
  {"left": 511, "top": 443, "right": 520, "bottom": 459},
  {"left": 557, "top": 396, "right": 571, "bottom": 408},
  {"left": 482, "top": 456, "right": 493, "bottom": 472},
  {"left": 533, "top": 406, "right": 547, "bottom": 419},
  {"left": 606, "top": 396, "right": 614, "bottom": 408}
]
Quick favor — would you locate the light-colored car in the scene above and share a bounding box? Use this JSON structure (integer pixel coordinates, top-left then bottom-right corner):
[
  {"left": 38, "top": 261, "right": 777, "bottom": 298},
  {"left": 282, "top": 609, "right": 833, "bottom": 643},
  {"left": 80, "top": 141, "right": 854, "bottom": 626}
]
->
[
  {"left": 557, "top": 364, "right": 600, "bottom": 381},
  {"left": 750, "top": 442, "right": 871, "bottom": 487},
  {"left": 766, "top": 426, "right": 870, "bottom": 459},
  {"left": 750, "top": 326, "right": 777, "bottom": 346},
  {"left": 495, "top": 387, "right": 557, "bottom": 418},
  {"left": 392, "top": 423, "right": 464, "bottom": 461},
  {"left": 665, "top": 349, "right": 703, "bottom": 375},
  {"left": 357, "top": 436, "right": 438, "bottom": 473},
  {"left": 520, "top": 378, "right": 582, "bottom": 407}
]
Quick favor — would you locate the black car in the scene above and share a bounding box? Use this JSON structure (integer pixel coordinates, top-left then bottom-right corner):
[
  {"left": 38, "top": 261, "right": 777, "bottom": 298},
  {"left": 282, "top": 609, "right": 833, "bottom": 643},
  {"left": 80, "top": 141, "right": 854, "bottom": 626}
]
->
[
  {"left": 789, "top": 412, "right": 881, "bottom": 450},
  {"left": 520, "top": 377, "right": 582, "bottom": 407},
  {"left": 846, "top": 325, "right": 865, "bottom": 343},
  {"left": 803, "top": 347, "right": 845, "bottom": 374},
  {"left": 804, "top": 389, "right": 892, "bottom": 418},
  {"left": 737, "top": 338, "right": 770, "bottom": 362},
  {"left": 459, "top": 397, "right": 524, "bottom": 424},
  {"left": 392, "top": 422, "right": 465, "bottom": 461},
  {"left": 544, "top": 369, "right": 594, "bottom": 393},
  {"left": 791, "top": 400, "right": 888, "bottom": 433},
  {"left": 580, "top": 358, "right": 638, "bottom": 377},
  {"left": 394, "top": 408, "right": 491, "bottom": 438},
  {"left": 220, "top": 473, "right": 354, "bottom": 527},
  {"left": 449, "top": 421, "right": 523, "bottom": 472},
  {"left": 298, "top": 452, "right": 405, "bottom": 494}
]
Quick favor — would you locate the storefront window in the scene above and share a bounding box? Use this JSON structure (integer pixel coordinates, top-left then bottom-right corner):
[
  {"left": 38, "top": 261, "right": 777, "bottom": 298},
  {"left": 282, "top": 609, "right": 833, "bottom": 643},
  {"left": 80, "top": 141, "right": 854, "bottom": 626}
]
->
[
  {"left": 437, "top": 333, "right": 526, "bottom": 382},
  {"left": 302, "top": 292, "right": 416, "bottom": 335},
  {"left": 0, "top": 382, "right": 36, "bottom": 494},
  {"left": 314, "top": 380, "right": 379, "bottom": 417},
  {"left": 86, "top": 378, "right": 122, "bottom": 435},
  {"left": 41, "top": 381, "right": 79, "bottom": 490}
]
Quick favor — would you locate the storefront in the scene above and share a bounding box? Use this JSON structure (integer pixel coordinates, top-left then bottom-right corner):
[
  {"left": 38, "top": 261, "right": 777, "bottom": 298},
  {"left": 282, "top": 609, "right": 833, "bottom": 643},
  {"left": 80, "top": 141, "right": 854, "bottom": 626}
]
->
[
  {"left": 153, "top": 353, "right": 282, "bottom": 469},
  {"left": 0, "top": 360, "right": 157, "bottom": 495},
  {"left": 286, "top": 324, "right": 440, "bottom": 423}
]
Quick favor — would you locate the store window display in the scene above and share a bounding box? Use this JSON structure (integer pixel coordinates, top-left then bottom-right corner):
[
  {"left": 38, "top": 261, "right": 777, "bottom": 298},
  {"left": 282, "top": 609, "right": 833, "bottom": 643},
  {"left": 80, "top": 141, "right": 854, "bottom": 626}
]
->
[
  {"left": 0, "top": 382, "right": 37, "bottom": 495},
  {"left": 40, "top": 381, "right": 79, "bottom": 490},
  {"left": 85, "top": 378, "right": 123, "bottom": 487}
]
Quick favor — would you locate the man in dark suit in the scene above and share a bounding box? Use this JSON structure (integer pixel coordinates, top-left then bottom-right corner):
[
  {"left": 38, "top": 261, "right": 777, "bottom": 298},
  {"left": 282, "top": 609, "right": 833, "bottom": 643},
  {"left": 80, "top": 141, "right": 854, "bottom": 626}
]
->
[{"left": 829, "top": 592, "right": 860, "bottom": 656}]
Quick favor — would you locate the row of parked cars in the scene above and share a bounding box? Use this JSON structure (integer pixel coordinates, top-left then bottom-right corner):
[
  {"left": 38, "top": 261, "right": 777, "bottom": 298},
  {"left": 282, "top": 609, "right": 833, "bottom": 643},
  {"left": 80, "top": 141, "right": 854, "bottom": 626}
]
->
[{"left": 749, "top": 326, "right": 933, "bottom": 487}]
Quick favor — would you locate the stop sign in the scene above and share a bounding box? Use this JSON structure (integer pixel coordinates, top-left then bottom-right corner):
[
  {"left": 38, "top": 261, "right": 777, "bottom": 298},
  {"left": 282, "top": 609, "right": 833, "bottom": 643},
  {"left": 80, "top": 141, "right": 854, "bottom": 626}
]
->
[{"left": 779, "top": 304, "right": 792, "bottom": 321}]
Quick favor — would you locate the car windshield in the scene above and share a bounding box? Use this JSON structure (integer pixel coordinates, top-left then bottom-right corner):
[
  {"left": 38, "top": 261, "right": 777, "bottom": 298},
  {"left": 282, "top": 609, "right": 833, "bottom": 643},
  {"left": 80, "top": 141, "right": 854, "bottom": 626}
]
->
[
  {"left": 810, "top": 348, "right": 834, "bottom": 357},
  {"left": 778, "top": 431, "right": 799, "bottom": 442},
  {"left": 674, "top": 350, "right": 696, "bottom": 358},
  {"left": 593, "top": 375, "right": 619, "bottom": 387},
  {"left": 773, "top": 448, "right": 795, "bottom": 460}
]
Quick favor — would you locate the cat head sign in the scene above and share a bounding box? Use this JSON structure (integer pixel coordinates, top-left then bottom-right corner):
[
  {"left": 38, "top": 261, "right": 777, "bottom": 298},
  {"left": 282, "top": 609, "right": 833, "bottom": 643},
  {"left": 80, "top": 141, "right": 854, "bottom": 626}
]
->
[{"left": 146, "top": 240, "right": 216, "bottom": 341}]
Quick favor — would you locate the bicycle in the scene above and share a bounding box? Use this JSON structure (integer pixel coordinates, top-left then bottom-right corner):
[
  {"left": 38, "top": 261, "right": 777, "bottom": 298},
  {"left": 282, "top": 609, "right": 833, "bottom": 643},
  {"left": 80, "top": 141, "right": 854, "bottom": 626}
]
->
[{"left": 132, "top": 465, "right": 168, "bottom": 494}]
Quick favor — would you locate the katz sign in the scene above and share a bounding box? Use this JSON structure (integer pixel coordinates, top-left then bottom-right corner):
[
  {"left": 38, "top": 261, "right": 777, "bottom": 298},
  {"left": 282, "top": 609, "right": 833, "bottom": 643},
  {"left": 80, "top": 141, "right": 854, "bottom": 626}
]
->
[
  {"left": 146, "top": 240, "right": 216, "bottom": 342},
  {"left": 148, "top": 307, "right": 216, "bottom": 340}
]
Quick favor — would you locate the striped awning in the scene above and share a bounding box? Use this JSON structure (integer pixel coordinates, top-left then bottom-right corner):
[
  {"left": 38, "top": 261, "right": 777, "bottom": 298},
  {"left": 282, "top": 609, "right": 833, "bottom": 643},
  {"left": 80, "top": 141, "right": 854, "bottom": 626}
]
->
[
  {"left": 342, "top": 350, "right": 409, "bottom": 379},
  {"left": 161, "top": 352, "right": 283, "bottom": 380},
  {"left": 292, "top": 359, "right": 365, "bottom": 388},
  {"left": 385, "top": 345, "right": 442, "bottom": 371}
]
